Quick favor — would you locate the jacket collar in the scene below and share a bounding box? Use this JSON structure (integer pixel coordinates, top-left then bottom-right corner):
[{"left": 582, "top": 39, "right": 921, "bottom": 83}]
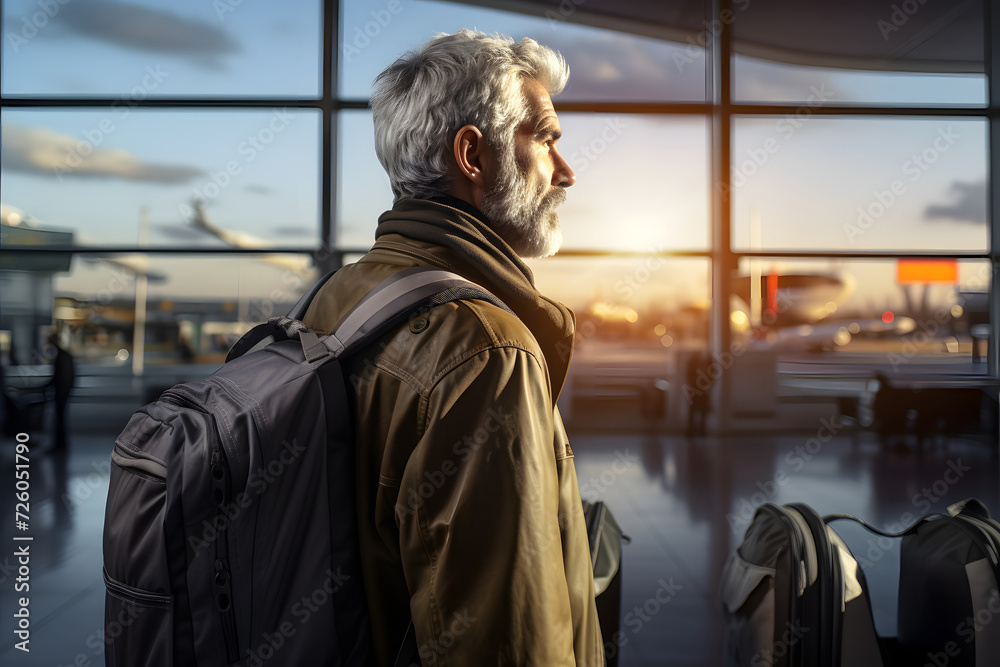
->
[{"left": 373, "top": 197, "right": 575, "bottom": 402}]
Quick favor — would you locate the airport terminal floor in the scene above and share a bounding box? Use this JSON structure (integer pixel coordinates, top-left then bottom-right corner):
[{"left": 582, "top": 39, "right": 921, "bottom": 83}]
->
[{"left": 1, "top": 407, "right": 997, "bottom": 666}]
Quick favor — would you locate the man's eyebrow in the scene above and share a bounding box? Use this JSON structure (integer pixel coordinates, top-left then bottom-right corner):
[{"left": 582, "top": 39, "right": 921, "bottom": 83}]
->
[{"left": 534, "top": 119, "right": 562, "bottom": 140}]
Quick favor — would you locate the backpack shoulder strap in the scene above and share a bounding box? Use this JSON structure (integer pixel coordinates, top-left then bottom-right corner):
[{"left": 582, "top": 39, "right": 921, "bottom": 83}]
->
[
  {"left": 227, "top": 266, "right": 512, "bottom": 363},
  {"left": 287, "top": 269, "right": 336, "bottom": 321},
  {"left": 322, "top": 266, "right": 512, "bottom": 357}
]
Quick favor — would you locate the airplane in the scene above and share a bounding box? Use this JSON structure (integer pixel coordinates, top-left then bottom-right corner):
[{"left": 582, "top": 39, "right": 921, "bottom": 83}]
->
[
  {"left": 185, "top": 200, "right": 314, "bottom": 278},
  {"left": 731, "top": 271, "right": 920, "bottom": 351},
  {"left": 732, "top": 272, "right": 852, "bottom": 328}
]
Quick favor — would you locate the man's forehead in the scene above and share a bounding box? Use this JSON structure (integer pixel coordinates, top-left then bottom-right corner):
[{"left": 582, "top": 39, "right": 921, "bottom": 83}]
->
[{"left": 521, "top": 77, "right": 558, "bottom": 126}]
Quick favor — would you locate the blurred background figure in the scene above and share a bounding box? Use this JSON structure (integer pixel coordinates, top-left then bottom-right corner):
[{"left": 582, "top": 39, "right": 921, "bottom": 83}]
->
[
  {"left": 686, "top": 350, "right": 712, "bottom": 438},
  {"left": 45, "top": 329, "right": 75, "bottom": 452}
]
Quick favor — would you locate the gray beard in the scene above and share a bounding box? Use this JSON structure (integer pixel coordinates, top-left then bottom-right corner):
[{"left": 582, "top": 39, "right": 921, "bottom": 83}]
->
[{"left": 480, "top": 147, "right": 565, "bottom": 259}]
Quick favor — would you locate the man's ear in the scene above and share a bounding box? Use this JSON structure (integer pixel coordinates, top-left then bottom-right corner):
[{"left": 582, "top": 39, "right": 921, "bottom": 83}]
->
[{"left": 452, "top": 124, "right": 490, "bottom": 188}]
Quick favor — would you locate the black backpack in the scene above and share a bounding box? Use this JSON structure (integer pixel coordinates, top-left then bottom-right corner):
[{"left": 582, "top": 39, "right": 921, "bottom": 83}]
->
[{"left": 102, "top": 266, "right": 510, "bottom": 666}]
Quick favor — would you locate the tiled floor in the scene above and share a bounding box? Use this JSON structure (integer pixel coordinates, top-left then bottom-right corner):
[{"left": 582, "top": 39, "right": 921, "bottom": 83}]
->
[
  {"left": 0, "top": 413, "right": 996, "bottom": 666},
  {"left": 571, "top": 429, "right": 998, "bottom": 666}
]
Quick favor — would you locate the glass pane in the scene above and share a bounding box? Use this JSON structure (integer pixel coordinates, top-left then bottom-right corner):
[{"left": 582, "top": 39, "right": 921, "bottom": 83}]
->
[
  {"left": 528, "top": 255, "right": 711, "bottom": 431},
  {"left": 0, "top": 253, "right": 317, "bottom": 367},
  {"left": 1, "top": 252, "right": 318, "bottom": 434},
  {"left": 733, "top": 55, "right": 986, "bottom": 107},
  {"left": 337, "top": 110, "right": 391, "bottom": 250},
  {"left": 732, "top": 0, "right": 986, "bottom": 106},
  {"left": 731, "top": 257, "right": 990, "bottom": 376},
  {"left": 338, "top": 111, "right": 710, "bottom": 252},
  {"left": 339, "top": 0, "right": 706, "bottom": 102},
  {"left": 1, "top": 0, "right": 322, "bottom": 98},
  {"left": 730, "top": 117, "right": 988, "bottom": 252},
  {"left": 2, "top": 109, "right": 321, "bottom": 249}
]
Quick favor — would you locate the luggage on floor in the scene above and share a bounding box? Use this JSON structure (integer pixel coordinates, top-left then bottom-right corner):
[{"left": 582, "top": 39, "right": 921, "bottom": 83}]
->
[
  {"left": 584, "top": 500, "right": 630, "bottom": 667},
  {"left": 102, "top": 267, "right": 510, "bottom": 667},
  {"left": 719, "top": 502, "right": 883, "bottom": 667},
  {"left": 828, "top": 497, "right": 1000, "bottom": 667},
  {"left": 721, "top": 497, "right": 1000, "bottom": 667}
]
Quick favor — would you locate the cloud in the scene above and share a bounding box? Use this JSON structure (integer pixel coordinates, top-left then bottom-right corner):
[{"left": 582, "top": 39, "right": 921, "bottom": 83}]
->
[
  {"left": 57, "top": 1, "right": 240, "bottom": 64},
  {"left": 547, "top": 33, "right": 704, "bottom": 101},
  {"left": 924, "top": 180, "right": 987, "bottom": 224},
  {"left": 2, "top": 123, "right": 203, "bottom": 184}
]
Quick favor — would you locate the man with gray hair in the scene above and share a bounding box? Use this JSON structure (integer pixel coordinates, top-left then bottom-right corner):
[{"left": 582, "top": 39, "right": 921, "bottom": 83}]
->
[{"left": 304, "top": 29, "right": 603, "bottom": 665}]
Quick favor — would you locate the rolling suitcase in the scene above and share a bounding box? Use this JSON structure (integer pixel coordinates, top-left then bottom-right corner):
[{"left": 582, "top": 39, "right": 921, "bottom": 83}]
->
[
  {"left": 827, "top": 498, "right": 1000, "bottom": 667},
  {"left": 584, "top": 500, "right": 629, "bottom": 667},
  {"left": 722, "top": 498, "right": 1000, "bottom": 666},
  {"left": 719, "top": 502, "right": 883, "bottom": 666}
]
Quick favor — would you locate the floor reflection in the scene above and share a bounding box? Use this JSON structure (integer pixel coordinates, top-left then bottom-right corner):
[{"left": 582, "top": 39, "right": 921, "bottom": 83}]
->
[
  {"left": 0, "top": 418, "right": 996, "bottom": 666},
  {"left": 569, "top": 428, "right": 998, "bottom": 667}
]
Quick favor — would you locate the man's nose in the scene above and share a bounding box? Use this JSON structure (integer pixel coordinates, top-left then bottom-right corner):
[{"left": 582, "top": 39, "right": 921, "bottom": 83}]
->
[{"left": 552, "top": 148, "right": 576, "bottom": 188}]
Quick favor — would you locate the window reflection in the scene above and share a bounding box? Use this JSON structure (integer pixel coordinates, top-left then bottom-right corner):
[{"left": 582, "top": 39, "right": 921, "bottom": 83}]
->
[
  {"left": 0, "top": 253, "right": 317, "bottom": 367},
  {"left": 733, "top": 55, "right": 987, "bottom": 107},
  {"left": 338, "top": 111, "right": 710, "bottom": 252},
  {"left": 339, "top": 0, "right": 706, "bottom": 101},
  {"left": 731, "top": 117, "right": 988, "bottom": 252},
  {"left": 731, "top": 0, "right": 985, "bottom": 106},
  {"left": 2, "top": 109, "right": 321, "bottom": 249},
  {"left": 1, "top": 0, "right": 322, "bottom": 98},
  {"left": 529, "top": 255, "right": 710, "bottom": 348},
  {"left": 528, "top": 255, "right": 710, "bottom": 429}
]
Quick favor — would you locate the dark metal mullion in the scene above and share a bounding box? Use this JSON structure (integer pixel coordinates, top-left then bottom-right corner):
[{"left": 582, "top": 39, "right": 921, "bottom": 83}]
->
[
  {"left": 710, "top": 0, "right": 734, "bottom": 432},
  {"left": 7, "top": 99, "right": 986, "bottom": 116},
  {"left": 0, "top": 247, "right": 329, "bottom": 255},
  {"left": 736, "top": 251, "right": 990, "bottom": 260},
  {"left": 551, "top": 102, "right": 991, "bottom": 117},
  {"left": 3, "top": 99, "right": 989, "bottom": 117},
  {"left": 6, "top": 247, "right": 989, "bottom": 260},
  {"left": 321, "top": 0, "right": 338, "bottom": 273},
  {"left": 0, "top": 97, "right": 326, "bottom": 108},
  {"left": 553, "top": 250, "right": 992, "bottom": 260},
  {"left": 727, "top": 104, "right": 993, "bottom": 118},
  {"left": 332, "top": 102, "right": 992, "bottom": 116},
  {"left": 988, "top": 0, "right": 1000, "bottom": 381}
]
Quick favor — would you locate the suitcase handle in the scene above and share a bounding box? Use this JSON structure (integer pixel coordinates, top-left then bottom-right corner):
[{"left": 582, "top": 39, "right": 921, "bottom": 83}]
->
[
  {"left": 825, "top": 497, "right": 992, "bottom": 539},
  {"left": 823, "top": 512, "right": 947, "bottom": 538}
]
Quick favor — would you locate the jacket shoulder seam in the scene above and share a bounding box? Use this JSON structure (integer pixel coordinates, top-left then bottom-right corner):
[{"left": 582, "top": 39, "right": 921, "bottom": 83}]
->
[
  {"left": 456, "top": 299, "right": 500, "bottom": 345},
  {"left": 422, "top": 343, "right": 545, "bottom": 434}
]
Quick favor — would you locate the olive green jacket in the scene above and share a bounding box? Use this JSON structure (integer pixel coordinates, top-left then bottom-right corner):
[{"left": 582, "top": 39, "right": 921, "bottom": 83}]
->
[{"left": 303, "top": 197, "right": 604, "bottom": 666}]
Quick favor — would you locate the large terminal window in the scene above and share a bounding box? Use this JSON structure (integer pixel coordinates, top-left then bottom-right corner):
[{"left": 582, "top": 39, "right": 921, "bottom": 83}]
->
[{"left": 0, "top": 0, "right": 994, "bottom": 430}]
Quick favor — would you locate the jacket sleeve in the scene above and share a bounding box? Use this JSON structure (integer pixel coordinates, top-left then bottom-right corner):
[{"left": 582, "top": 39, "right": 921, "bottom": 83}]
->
[{"left": 397, "top": 345, "right": 577, "bottom": 666}]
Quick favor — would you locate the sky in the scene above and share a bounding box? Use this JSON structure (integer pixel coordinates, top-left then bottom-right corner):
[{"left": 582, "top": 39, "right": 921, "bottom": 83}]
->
[{"left": 0, "top": 0, "right": 991, "bottom": 313}]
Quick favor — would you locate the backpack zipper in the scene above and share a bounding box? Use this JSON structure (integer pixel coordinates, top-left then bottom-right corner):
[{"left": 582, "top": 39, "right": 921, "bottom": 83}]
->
[
  {"left": 760, "top": 504, "right": 806, "bottom": 665},
  {"left": 103, "top": 567, "right": 171, "bottom": 609},
  {"left": 158, "top": 389, "right": 242, "bottom": 663},
  {"left": 210, "top": 446, "right": 240, "bottom": 664},
  {"left": 111, "top": 443, "right": 167, "bottom": 482}
]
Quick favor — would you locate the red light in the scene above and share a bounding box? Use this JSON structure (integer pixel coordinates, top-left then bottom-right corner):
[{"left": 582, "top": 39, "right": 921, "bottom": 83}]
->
[{"left": 882, "top": 311, "right": 894, "bottom": 324}]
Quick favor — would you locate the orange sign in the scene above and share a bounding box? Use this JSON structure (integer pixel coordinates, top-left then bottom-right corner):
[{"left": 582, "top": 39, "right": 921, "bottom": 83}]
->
[{"left": 896, "top": 260, "right": 958, "bottom": 285}]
